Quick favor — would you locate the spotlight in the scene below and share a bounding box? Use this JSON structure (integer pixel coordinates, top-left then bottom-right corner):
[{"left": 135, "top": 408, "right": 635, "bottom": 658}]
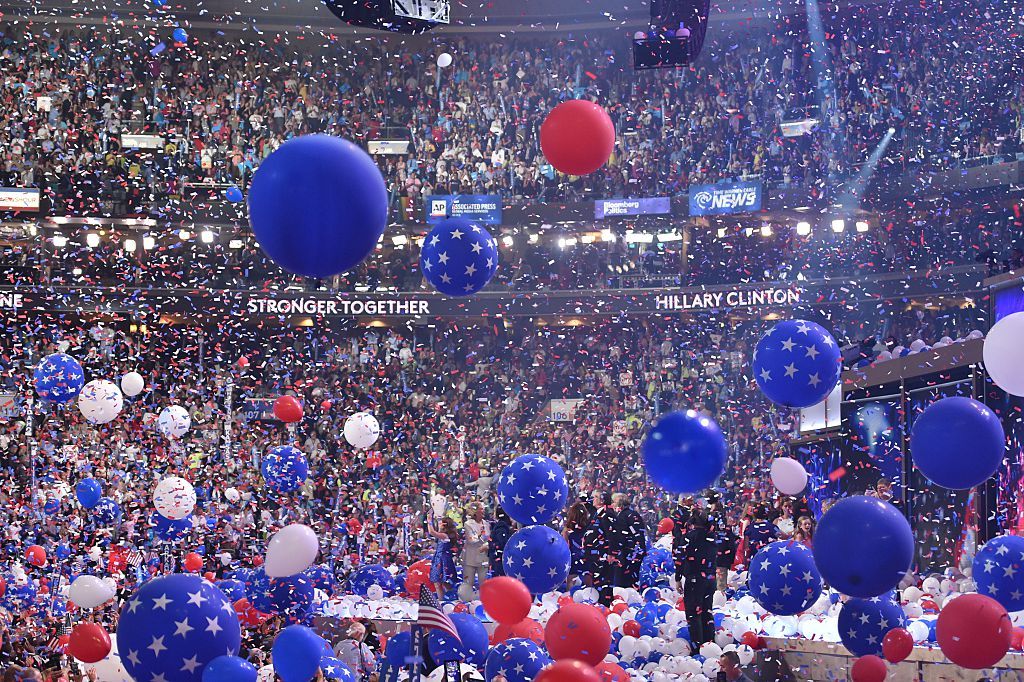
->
[
  {"left": 142, "top": 235, "right": 155, "bottom": 250},
  {"left": 501, "top": 235, "right": 514, "bottom": 247},
  {"left": 52, "top": 234, "right": 68, "bottom": 248},
  {"left": 796, "top": 221, "right": 811, "bottom": 236},
  {"left": 888, "top": 127, "right": 896, "bottom": 134},
  {"left": 86, "top": 233, "right": 100, "bottom": 248},
  {"left": 743, "top": 227, "right": 754, "bottom": 237},
  {"left": 178, "top": 229, "right": 191, "bottom": 240},
  {"left": 124, "top": 238, "right": 137, "bottom": 253},
  {"left": 391, "top": 235, "right": 408, "bottom": 246},
  {"left": 831, "top": 219, "right": 846, "bottom": 233},
  {"left": 229, "top": 239, "right": 244, "bottom": 249},
  {"left": 716, "top": 227, "right": 727, "bottom": 239},
  {"left": 856, "top": 220, "right": 869, "bottom": 233},
  {"left": 760, "top": 224, "right": 773, "bottom": 238},
  {"left": 200, "top": 230, "right": 214, "bottom": 244}
]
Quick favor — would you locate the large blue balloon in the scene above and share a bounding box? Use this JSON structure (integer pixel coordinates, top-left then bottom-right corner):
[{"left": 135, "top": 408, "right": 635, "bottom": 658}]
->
[
  {"left": 76, "top": 478, "right": 102, "bottom": 508},
  {"left": 910, "top": 396, "right": 1005, "bottom": 489},
  {"left": 43, "top": 498, "right": 60, "bottom": 515},
  {"left": 272, "top": 625, "right": 323, "bottom": 682},
  {"left": 427, "top": 612, "right": 489, "bottom": 666},
  {"left": 642, "top": 409, "right": 727, "bottom": 494},
  {"left": 4, "top": 581, "right": 37, "bottom": 611},
  {"left": 973, "top": 535, "right": 1024, "bottom": 611},
  {"left": 348, "top": 563, "right": 396, "bottom": 596},
  {"left": 261, "top": 446, "right": 309, "bottom": 493},
  {"left": 748, "top": 541, "right": 822, "bottom": 615},
  {"left": 247, "top": 568, "right": 314, "bottom": 618},
  {"left": 319, "top": 656, "right": 355, "bottom": 681},
  {"left": 752, "top": 319, "right": 841, "bottom": 408},
  {"left": 305, "top": 565, "right": 335, "bottom": 595},
  {"left": 33, "top": 352, "right": 85, "bottom": 403},
  {"left": 215, "top": 579, "right": 247, "bottom": 602},
  {"left": 495, "top": 454, "right": 568, "bottom": 525},
  {"left": 247, "top": 135, "right": 388, "bottom": 279},
  {"left": 152, "top": 512, "right": 194, "bottom": 541},
  {"left": 118, "top": 574, "right": 241, "bottom": 682},
  {"left": 225, "top": 186, "right": 243, "bottom": 203},
  {"left": 384, "top": 631, "right": 413, "bottom": 665},
  {"left": 837, "top": 594, "right": 907, "bottom": 656},
  {"left": 93, "top": 497, "right": 121, "bottom": 525},
  {"left": 812, "top": 496, "right": 913, "bottom": 598},
  {"left": 420, "top": 217, "right": 499, "bottom": 296},
  {"left": 202, "top": 655, "right": 257, "bottom": 682},
  {"left": 484, "top": 639, "right": 551, "bottom": 682},
  {"left": 640, "top": 546, "right": 674, "bottom": 589},
  {"left": 502, "top": 525, "right": 570, "bottom": 594}
]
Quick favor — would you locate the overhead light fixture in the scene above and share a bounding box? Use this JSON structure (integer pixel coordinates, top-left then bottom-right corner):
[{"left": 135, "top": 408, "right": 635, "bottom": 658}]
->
[
  {"left": 229, "top": 239, "right": 243, "bottom": 249},
  {"left": 580, "top": 234, "right": 596, "bottom": 244},
  {"left": 86, "top": 233, "right": 100, "bottom": 248},
  {"left": 716, "top": 227, "right": 727, "bottom": 239},
  {"left": 856, "top": 220, "right": 869, "bottom": 233},
  {"left": 760, "top": 224, "right": 773, "bottom": 238},
  {"left": 624, "top": 232, "right": 654, "bottom": 244},
  {"left": 657, "top": 232, "right": 683, "bottom": 242},
  {"left": 527, "top": 233, "right": 539, "bottom": 244},
  {"left": 52, "top": 234, "right": 68, "bottom": 248},
  {"left": 796, "top": 221, "right": 811, "bottom": 236},
  {"left": 831, "top": 219, "right": 846, "bottom": 233},
  {"left": 391, "top": 235, "right": 408, "bottom": 246},
  {"left": 600, "top": 229, "right": 617, "bottom": 242},
  {"left": 142, "top": 235, "right": 155, "bottom": 250},
  {"left": 501, "top": 235, "right": 514, "bottom": 247},
  {"left": 178, "top": 229, "right": 191, "bottom": 240},
  {"left": 124, "top": 238, "right": 137, "bottom": 253},
  {"left": 743, "top": 227, "right": 754, "bottom": 237},
  {"left": 558, "top": 237, "right": 578, "bottom": 248},
  {"left": 200, "top": 229, "right": 214, "bottom": 244}
]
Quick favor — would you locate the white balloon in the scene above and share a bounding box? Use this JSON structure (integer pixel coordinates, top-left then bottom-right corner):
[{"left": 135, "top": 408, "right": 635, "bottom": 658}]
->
[
  {"left": 910, "top": 339, "right": 927, "bottom": 352},
  {"left": 770, "top": 457, "right": 808, "bottom": 496},
  {"left": 69, "top": 575, "right": 114, "bottom": 608},
  {"left": 153, "top": 476, "right": 196, "bottom": 520},
  {"left": 902, "top": 586, "right": 923, "bottom": 602},
  {"left": 224, "top": 487, "right": 240, "bottom": 504},
  {"left": 436, "top": 52, "right": 453, "bottom": 68},
  {"left": 702, "top": 658, "right": 721, "bottom": 678},
  {"left": 921, "top": 576, "right": 941, "bottom": 595},
  {"left": 265, "top": 524, "right": 319, "bottom": 577},
  {"left": 157, "top": 405, "right": 191, "bottom": 439},
  {"left": 344, "top": 412, "right": 380, "bottom": 449},
  {"left": 984, "top": 312, "right": 1024, "bottom": 396},
  {"left": 698, "top": 642, "right": 722, "bottom": 659},
  {"left": 88, "top": 546, "right": 103, "bottom": 562},
  {"left": 903, "top": 601, "right": 923, "bottom": 619},
  {"left": 619, "top": 635, "right": 639, "bottom": 660},
  {"left": 78, "top": 380, "right": 124, "bottom": 425},
  {"left": 120, "top": 371, "right": 145, "bottom": 397},
  {"left": 908, "top": 619, "right": 929, "bottom": 643},
  {"left": 876, "top": 350, "right": 893, "bottom": 362},
  {"left": 736, "top": 644, "right": 755, "bottom": 666},
  {"left": 367, "top": 584, "right": 385, "bottom": 601}
]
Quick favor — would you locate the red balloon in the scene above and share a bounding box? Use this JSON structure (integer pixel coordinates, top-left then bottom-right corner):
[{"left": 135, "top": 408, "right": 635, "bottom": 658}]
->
[
  {"left": 273, "top": 395, "right": 303, "bottom": 423},
  {"left": 251, "top": 555, "right": 263, "bottom": 568},
  {"left": 1012, "top": 627, "right": 1024, "bottom": 651},
  {"left": 237, "top": 356, "right": 250, "bottom": 368},
  {"left": 850, "top": 655, "right": 887, "bottom": 682},
  {"left": 25, "top": 545, "right": 46, "bottom": 567},
  {"left": 882, "top": 627, "right": 914, "bottom": 663},
  {"left": 183, "top": 552, "right": 203, "bottom": 572},
  {"left": 535, "top": 660, "right": 601, "bottom": 682},
  {"left": 492, "top": 618, "right": 544, "bottom": 645},
  {"left": 937, "top": 593, "right": 1012, "bottom": 669},
  {"left": 203, "top": 571, "right": 215, "bottom": 582},
  {"left": 540, "top": 100, "right": 615, "bottom": 176},
  {"left": 740, "top": 631, "right": 760, "bottom": 649},
  {"left": 611, "top": 602, "right": 628, "bottom": 616},
  {"left": 233, "top": 598, "right": 271, "bottom": 627},
  {"left": 405, "top": 559, "right": 436, "bottom": 598},
  {"left": 595, "top": 661, "right": 629, "bottom": 682},
  {"left": 0, "top": 575, "right": 7, "bottom": 597},
  {"left": 545, "top": 603, "right": 611, "bottom": 666},
  {"left": 622, "top": 620, "right": 641, "bottom": 638},
  {"left": 452, "top": 602, "right": 469, "bottom": 614},
  {"left": 480, "top": 576, "right": 532, "bottom": 625},
  {"left": 657, "top": 518, "right": 674, "bottom": 535},
  {"left": 68, "top": 623, "right": 111, "bottom": 663},
  {"left": 320, "top": 400, "right": 332, "bottom": 411}
]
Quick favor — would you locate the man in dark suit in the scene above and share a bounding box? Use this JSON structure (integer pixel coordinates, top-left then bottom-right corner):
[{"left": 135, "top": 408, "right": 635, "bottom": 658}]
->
[
  {"left": 612, "top": 494, "right": 647, "bottom": 590},
  {"left": 583, "top": 491, "right": 617, "bottom": 605},
  {"left": 679, "top": 509, "right": 718, "bottom": 646}
]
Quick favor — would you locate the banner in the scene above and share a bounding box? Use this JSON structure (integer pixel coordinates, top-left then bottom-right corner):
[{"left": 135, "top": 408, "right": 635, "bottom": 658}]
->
[
  {"left": 426, "top": 195, "right": 502, "bottom": 224},
  {"left": 0, "top": 394, "right": 19, "bottom": 421},
  {"left": 688, "top": 180, "right": 762, "bottom": 216},
  {"left": 548, "top": 399, "right": 585, "bottom": 422},
  {"left": 0, "top": 188, "right": 40, "bottom": 213},
  {"left": 595, "top": 196, "right": 671, "bottom": 219},
  {"left": 241, "top": 398, "right": 277, "bottom": 422}
]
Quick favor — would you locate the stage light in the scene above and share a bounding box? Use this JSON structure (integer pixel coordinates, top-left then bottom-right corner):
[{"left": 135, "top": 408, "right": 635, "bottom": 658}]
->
[
  {"left": 85, "top": 233, "right": 100, "bottom": 248},
  {"left": 229, "top": 239, "right": 244, "bottom": 249},
  {"left": 624, "top": 232, "right": 654, "bottom": 244},
  {"left": 716, "top": 227, "right": 727, "bottom": 239},
  {"left": 760, "top": 224, "right": 773, "bottom": 237},
  {"left": 142, "top": 235, "right": 155, "bottom": 250},
  {"left": 178, "top": 229, "right": 191, "bottom": 240},
  {"left": 743, "top": 227, "right": 754, "bottom": 237},
  {"left": 527, "top": 233, "right": 539, "bottom": 244},
  {"left": 124, "top": 238, "right": 137, "bottom": 253},
  {"left": 201, "top": 229, "right": 214, "bottom": 244},
  {"left": 52, "top": 234, "right": 68, "bottom": 248},
  {"left": 391, "top": 235, "right": 409, "bottom": 246},
  {"left": 501, "top": 235, "right": 514, "bottom": 247},
  {"left": 657, "top": 232, "right": 683, "bottom": 242},
  {"left": 600, "top": 229, "right": 617, "bottom": 242},
  {"left": 831, "top": 219, "right": 845, "bottom": 233},
  {"left": 796, "top": 221, "right": 811, "bottom": 236},
  {"left": 558, "top": 237, "right": 578, "bottom": 248},
  {"left": 856, "top": 220, "right": 869, "bottom": 233}
]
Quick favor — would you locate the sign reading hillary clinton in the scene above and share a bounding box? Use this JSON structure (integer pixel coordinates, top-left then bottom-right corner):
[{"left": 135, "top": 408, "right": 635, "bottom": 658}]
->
[{"left": 688, "top": 181, "right": 762, "bottom": 216}]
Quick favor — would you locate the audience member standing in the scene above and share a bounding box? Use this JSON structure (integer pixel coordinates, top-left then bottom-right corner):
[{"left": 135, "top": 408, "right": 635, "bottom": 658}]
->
[
  {"left": 612, "top": 494, "right": 646, "bottom": 591},
  {"left": 461, "top": 503, "right": 490, "bottom": 598},
  {"left": 583, "top": 492, "right": 617, "bottom": 605},
  {"left": 679, "top": 510, "right": 717, "bottom": 646}
]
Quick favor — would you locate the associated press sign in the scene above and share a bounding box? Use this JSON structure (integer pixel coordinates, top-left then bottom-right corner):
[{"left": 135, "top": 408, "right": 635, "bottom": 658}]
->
[
  {"left": 427, "top": 195, "right": 502, "bottom": 224},
  {"left": 688, "top": 181, "right": 762, "bottom": 216}
]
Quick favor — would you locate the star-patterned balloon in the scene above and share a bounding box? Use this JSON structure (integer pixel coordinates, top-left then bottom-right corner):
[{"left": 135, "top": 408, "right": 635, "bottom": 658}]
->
[
  {"left": 33, "top": 352, "right": 85, "bottom": 403},
  {"left": 117, "top": 573, "right": 241, "bottom": 682},
  {"left": 837, "top": 594, "right": 907, "bottom": 657},
  {"left": 261, "top": 446, "right": 309, "bottom": 493},
  {"left": 245, "top": 568, "right": 315, "bottom": 620},
  {"left": 348, "top": 563, "right": 396, "bottom": 597},
  {"left": 748, "top": 541, "right": 822, "bottom": 616},
  {"left": 420, "top": 217, "right": 499, "bottom": 297},
  {"left": 752, "top": 319, "right": 841, "bottom": 409},
  {"left": 483, "top": 638, "right": 551, "bottom": 682},
  {"left": 502, "top": 525, "right": 571, "bottom": 595},
  {"left": 973, "top": 535, "right": 1024, "bottom": 612},
  {"left": 320, "top": 656, "right": 356, "bottom": 681},
  {"left": 496, "top": 454, "right": 569, "bottom": 525},
  {"left": 93, "top": 497, "right": 122, "bottom": 526}
]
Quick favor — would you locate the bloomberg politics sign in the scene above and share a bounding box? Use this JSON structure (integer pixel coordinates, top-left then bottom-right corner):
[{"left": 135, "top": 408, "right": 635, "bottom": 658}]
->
[
  {"left": 427, "top": 195, "right": 502, "bottom": 225},
  {"left": 595, "top": 197, "right": 671, "bottom": 219},
  {"left": 688, "top": 181, "right": 762, "bottom": 217}
]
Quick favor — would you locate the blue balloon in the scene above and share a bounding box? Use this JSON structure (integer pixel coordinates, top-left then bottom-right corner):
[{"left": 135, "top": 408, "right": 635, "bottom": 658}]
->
[
  {"left": 837, "top": 594, "right": 907, "bottom": 656},
  {"left": 752, "top": 319, "right": 841, "bottom": 408},
  {"left": 33, "top": 352, "right": 85, "bottom": 403},
  {"left": 495, "top": 454, "right": 568, "bottom": 525},
  {"left": 118, "top": 574, "right": 241, "bottom": 682},
  {"left": 247, "top": 568, "right": 314, "bottom": 618},
  {"left": 812, "top": 496, "right": 913, "bottom": 598},
  {"left": 640, "top": 547, "right": 673, "bottom": 589},
  {"left": 55, "top": 543, "right": 71, "bottom": 560},
  {"left": 384, "top": 631, "right": 413, "bottom": 665},
  {"left": 153, "top": 513, "right": 194, "bottom": 541},
  {"left": 93, "top": 497, "right": 121, "bottom": 525},
  {"left": 4, "top": 582, "right": 36, "bottom": 611},
  {"left": 910, "top": 396, "right": 1005, "bottom": 489},
  {"left": 43, "top": 498, "right": 60, "bottom": 515},
  {"left": 484, "top": 639, "right": 551, "bottom": 682},
  {"left": 427, "top": 613, "right": 489, "bottom": 667},
  {"left": 173, "top": 28, "right": 188, "bottom": 42},
  {"left": 76, "top": 478, "right": 102, "bottom": 508},
  {"left": 973, "top": 535, "right": 1024, "bottom": 611},
  {"left": 225, "top": 186, "right": 243, "bottom": 203},
  {"left": 305, "top": 565, "right": 335, "bottom": 595},
  {"left": 642, "top": 409, "right": 727, "bottom": 494},
  {"left": 348, "top": 563, "right": 396, "bottom": 597},
  {"left": 247, "top": 135, "right": 388, "bottom": 279},
  {"left": 273, "top": 625, "right": 322, "bottom": 682},
  {"left": 748, "top": 541, "right": 822, "bottom": 615},
  {"left": 261, "top": 446, "right": 309, "bottom": 493},
  {"left": 502, "top": 525, "right": 570, "bottom": 594},
  {"left": 215, "top": 579, "right": 246, "bottom": 602},
  {"left": 202, "top": 655, "right": 257, "bottom": 682},
  {"left": 319, "top": 656, "right": 355, "bottom": 681},
  {"left": 420, "top": 217, "right": 499, "bottom": 296}
]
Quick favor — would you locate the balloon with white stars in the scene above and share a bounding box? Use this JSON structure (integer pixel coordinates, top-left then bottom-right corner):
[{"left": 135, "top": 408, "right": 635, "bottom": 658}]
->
[
  {"left": 836, "top": 594, "right": 907, "bottom": 657},
  {"left": 501, "top": 525, "right": 570, "bottom": 595},
  {"left": 33, "top": 352, "right": 85, "bottom": 403},
  {"left": 116, "top": 573, "right": 241, "bottom": 682},
  {"left": 973, "top": 535, "right": 1024, "bottom": 612},
  {"left": 483, "top": 638, "right": 550, "bottom": 682},
  {"left": 419, "top": 217, "right": 499, "bottom": 297},
  {"left": 752, "top": 319, "right": 841, "bottom": 409},
  {"left": 748, "top": 541, "right": 822, "bottom": 616},
  {"left": 496, "top": 454, "right": 568, "bottom": 525}
]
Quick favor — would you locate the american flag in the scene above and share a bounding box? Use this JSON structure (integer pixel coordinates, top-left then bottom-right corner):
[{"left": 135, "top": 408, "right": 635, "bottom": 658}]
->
[
  {"left": 126, "top": 550, "right": 144, "bottom": 568},
  {"left": 46, "top": 614, "right": 72, "bottom": 652},
  {"left": 416, "top": 585, "right": 461, "bottom": 642}
]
